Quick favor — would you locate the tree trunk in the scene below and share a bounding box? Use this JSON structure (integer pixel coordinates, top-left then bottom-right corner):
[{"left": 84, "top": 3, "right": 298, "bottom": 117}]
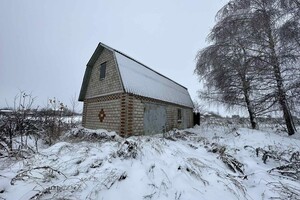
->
[
  {"left": 245, "top": 97, "right": 257, "bottom": 129},
  {"left": 9, "top": 122, "right": 13, "bottom": 151},
  {"left": 242, "top": 81, "right": 257, "bottom": 129},
  {"left": 272, "top": 64, "right": 296, "bottom": 135},
  {"left": 264, "top": 11, "right": 297, "bottom": 135}
]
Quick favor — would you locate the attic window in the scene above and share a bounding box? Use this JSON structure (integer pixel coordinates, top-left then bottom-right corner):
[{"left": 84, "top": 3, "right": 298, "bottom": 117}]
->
[
  {"left": 177, "top": 109, "right": 182, "bottom": 123},
  {"left": 100, "top": 62, "right": 106, "bottom": 80}
]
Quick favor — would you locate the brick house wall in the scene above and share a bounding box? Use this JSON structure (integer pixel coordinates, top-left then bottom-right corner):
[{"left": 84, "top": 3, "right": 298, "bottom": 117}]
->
[
  {"left": 85, "top": 48, "right": 123, "bottom": 98},
  {"left": 82, "top": 47, "right": 124, "bottom": 129},
  {"left": 130, "top": 94, "right": 193, "bottom": 135},
  {"left": 82, "top": 92, "right": 193, "bottom": 136},
  {"left": 80, "top": 43, "right": 194, "bottom": 136},
  {"left": 82, "top": 93, "right": 122, "bottom": 131}
]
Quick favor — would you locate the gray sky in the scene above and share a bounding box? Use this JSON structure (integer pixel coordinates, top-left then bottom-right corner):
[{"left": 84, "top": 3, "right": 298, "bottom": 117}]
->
[{"left": 0, "top": 0, "right": 228, "bottom": 112}]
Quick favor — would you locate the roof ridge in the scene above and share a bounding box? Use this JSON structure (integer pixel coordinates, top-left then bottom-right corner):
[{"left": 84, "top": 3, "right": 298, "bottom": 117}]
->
[{"left": 99, "top": 42, "right": 188, "bottom": 90}]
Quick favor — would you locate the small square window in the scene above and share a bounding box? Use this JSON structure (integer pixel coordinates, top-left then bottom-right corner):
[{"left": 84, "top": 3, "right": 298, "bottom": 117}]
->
[
  {"left": 100, "top": 62, "right": 106, "bottom": 80},
  {"left": 177, "top": 109, "right": 182, "bottom": 123}
]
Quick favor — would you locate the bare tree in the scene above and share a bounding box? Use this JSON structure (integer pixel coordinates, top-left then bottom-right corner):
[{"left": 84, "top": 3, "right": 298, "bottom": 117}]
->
[
  {"left": 196, "top": 0, "right": 300, "bottom": 135},
  {"left": 0, "top": 91, "right": 38, "bottom": 153},
  {"left": 40, "top": 98, "right": 67, "bottom": 145},
  {"left": 195, "top": 14, "right": 263, "bottom": 129},
  {"left": 193, "top": 99, "right": 206, "bottom": 114},
  {"left": 69, "top": 93, "right": 79, "bottom": 127}
]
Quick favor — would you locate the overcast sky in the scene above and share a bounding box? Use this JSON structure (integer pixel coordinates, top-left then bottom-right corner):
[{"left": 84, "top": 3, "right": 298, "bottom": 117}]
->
[{"left": 0, "top": 0, "right": 229, "bottom": 113}]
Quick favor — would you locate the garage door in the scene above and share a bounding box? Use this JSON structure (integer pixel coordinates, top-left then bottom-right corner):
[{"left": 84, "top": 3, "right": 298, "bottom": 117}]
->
[{"left": 143, "top": 103, "right": 166, "bottom": 135}]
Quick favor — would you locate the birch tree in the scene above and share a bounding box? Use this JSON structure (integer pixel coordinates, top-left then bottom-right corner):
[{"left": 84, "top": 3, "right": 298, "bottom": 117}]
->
[
  {"left": 196, "top": 4, "right": 265, "bottom": 129},
  {"left": 196, "top": 0, "right": 300, "bottom": 135}
]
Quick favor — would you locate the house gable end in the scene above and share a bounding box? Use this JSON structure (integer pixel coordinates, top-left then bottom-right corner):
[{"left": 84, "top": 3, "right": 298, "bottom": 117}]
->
[{"left": 78, "top": 44, "right": 124, "bottom": 101}]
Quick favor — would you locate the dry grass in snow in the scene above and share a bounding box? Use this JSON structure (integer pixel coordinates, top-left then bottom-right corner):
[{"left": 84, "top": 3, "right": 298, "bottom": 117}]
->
[{"left": 0, "top": 124, "right": 300, "bottom": 200}]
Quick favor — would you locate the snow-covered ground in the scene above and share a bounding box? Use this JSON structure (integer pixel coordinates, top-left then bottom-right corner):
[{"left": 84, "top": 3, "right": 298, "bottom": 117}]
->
[{"left": 1, "top": 125, "right": 300, "bottom": 200}]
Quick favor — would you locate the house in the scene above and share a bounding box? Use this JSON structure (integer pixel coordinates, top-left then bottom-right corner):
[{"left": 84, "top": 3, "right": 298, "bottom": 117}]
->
[{"left": 78, "top": 42, "right": 194, "bottom": 136}]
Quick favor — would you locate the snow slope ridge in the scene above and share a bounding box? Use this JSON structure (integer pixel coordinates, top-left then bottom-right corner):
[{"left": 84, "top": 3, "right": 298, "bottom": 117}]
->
[{"left": 0, "top": 126, "right": 300, "bottom": 200}]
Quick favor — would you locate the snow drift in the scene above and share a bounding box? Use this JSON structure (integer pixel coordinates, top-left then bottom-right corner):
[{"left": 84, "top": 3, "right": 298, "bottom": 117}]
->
[{"left": 0, "top": 125, "right": 300, "bottom": 200}]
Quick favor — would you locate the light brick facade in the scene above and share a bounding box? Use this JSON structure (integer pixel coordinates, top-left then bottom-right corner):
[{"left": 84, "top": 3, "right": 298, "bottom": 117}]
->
[
  {"left": 85, "top": 48, "right": 123, "bottom": 98},
  {"left": 79, "top": 43, "right": 194, "bottom": 136},
  {"left": 82, "top": 92, "right": 193, "bottom": 136},
  {"left": 82, "top": 94, "right": 122, "bottom": 131},
  {"left": 132, "top": 95, "right": 193, "bottom": 134}
]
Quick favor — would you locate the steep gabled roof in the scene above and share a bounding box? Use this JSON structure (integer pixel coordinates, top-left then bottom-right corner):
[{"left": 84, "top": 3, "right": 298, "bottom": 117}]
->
[{"left": 79, "top": 43, "right": 194, "bottom": 108}]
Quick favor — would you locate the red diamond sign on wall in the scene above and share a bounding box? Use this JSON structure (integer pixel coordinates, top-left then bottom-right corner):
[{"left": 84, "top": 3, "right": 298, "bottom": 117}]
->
[{"left": 98, "top": 109, "right": 106, "bottom": 122}]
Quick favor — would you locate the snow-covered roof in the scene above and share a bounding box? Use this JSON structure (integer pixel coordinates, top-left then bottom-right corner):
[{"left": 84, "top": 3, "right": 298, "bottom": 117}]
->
[
  {"left": 115, "top": 52, "right": 193, "bottom": 108},
  {"left": 79, "top": 43, "right": 193, "bottom": 108}
]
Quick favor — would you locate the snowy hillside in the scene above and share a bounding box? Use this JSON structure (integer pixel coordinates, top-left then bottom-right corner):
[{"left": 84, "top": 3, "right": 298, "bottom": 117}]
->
[{"left": 1, "top": 125, "right": 300, "bottom": 200}]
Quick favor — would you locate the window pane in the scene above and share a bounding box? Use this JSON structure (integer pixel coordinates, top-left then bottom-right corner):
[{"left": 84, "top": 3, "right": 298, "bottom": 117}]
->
[
  {"left": 100, "top": 62, "right": 106, "bottom": 79},
  {"left": 178, "top": 109, "right": 182, "bottom": 122}
]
